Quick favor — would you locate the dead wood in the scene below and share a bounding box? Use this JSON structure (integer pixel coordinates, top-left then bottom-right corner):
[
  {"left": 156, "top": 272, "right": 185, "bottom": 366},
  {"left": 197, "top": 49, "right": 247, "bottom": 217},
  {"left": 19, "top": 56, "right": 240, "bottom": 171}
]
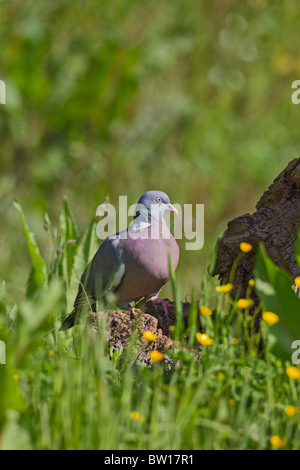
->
[{"left": 211, "top": 157, "right": 300, "bottom": 301}]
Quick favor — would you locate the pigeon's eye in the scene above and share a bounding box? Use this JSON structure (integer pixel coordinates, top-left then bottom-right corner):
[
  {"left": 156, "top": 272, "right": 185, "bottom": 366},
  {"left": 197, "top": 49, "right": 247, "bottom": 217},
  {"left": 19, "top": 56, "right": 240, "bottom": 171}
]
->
[{"left": 156, "top": 197, "right": 162, "bottom": 202}]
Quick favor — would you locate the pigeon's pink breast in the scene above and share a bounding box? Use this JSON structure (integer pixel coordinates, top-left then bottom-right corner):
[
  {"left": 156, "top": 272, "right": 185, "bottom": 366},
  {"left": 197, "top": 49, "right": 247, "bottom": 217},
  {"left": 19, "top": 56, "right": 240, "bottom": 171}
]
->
[{"left": 115, "top": 222, "right": 179, "bottom": 304}]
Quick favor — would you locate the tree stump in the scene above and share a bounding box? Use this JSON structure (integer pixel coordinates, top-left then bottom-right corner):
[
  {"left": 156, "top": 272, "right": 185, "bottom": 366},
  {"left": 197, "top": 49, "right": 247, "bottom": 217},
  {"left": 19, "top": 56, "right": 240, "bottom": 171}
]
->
[
  {"left": 211, "top": 158, "right": 300, "bottom": 301},
  {"left": 89, "top": 299, "right": 193, "bottom": 368}
]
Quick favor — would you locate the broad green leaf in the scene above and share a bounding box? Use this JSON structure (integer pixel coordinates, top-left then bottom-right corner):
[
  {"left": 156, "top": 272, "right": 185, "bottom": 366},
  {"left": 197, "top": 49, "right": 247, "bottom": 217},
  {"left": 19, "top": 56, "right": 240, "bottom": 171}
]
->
[
  {"left": 254, "top": 244, "right": 300, "bottom": 361},
  {"left": 67, "top": 216, "right": 99, "bottom": 310},
  {"left": 13, "top": 200, "right": 47, "bottom": 297}
]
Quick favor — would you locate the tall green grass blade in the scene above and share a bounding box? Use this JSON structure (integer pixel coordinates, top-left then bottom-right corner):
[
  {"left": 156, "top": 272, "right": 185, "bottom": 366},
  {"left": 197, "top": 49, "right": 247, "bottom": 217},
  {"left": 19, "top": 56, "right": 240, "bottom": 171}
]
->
[
  {"left": 168, "top": 254, "right": 184, "bottom": 341},
  {"left": 58, "top": 196, "right": 79, "bottom": 285},
  {"left": 13, "top": 200, "right": 47, "bottom": 297}
]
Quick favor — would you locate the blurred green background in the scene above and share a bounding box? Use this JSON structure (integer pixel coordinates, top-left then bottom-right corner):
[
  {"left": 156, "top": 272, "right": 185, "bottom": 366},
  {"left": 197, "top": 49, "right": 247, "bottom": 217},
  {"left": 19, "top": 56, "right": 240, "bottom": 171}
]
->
[{"left": 1, "top": 0, "right": 300, "bottom": 304}]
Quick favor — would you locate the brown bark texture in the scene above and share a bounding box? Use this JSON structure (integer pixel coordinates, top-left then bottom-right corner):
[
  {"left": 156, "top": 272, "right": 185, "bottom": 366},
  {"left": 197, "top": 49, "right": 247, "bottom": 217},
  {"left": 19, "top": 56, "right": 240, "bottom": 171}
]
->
[{"left": 211, "top": 157, "right": 300, "bottom": 299}]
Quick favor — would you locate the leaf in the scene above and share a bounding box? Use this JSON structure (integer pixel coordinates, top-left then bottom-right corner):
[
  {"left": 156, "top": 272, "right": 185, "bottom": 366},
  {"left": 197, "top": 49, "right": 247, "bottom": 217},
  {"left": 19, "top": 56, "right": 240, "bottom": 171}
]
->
[
  {"left": 254, "top": 244, "right": 300, "bottom": 361},
  {"left": 67, "top": 216, "right": 99, "bottom": 310},
  {"left": 207, "top": 234, "right": 222, "bottom": 276},
  {"left": 13, "top": 200, "right": 47, "bottom": 297}
]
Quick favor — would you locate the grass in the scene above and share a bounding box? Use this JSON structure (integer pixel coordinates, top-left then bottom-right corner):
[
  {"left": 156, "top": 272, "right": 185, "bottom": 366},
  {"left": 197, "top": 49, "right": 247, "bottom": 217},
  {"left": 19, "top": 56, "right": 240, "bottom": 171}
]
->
[
  {"left": 0, "top": 203, "right": 300, "bottom": 450},
  {"left": 1, "top": 1, "right": 300, "bottom": 449}
]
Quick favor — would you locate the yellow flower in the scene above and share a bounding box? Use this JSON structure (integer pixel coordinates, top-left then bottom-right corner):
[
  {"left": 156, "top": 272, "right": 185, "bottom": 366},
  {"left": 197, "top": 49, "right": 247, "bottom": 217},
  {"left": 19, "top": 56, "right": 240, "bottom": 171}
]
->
[
  {"left": 231, "top": 337, "right": 239, "bottom": 346},
  {"left": 270, "top": 435, "right": 287, "bottom": 449},
  {"left": 143, "top": 331, "right": 157, "bottom": 342},
  {"left": 12, "top": 374, "right": 19, "bottom": 382},
  {"left": 200, "top": 306, "right": 213, "bottom": 316},
  {"left": 294, "top": 277, "right": 300, "bottom": 288},
  {"left": 130, "top": 411, "right": 145, "bottom": 423},
  {"left": 217, "top": 372, "right": 226, "bottom": 382},
  {"left": 248, "top": 279, "right": 255, "bottom": 287},
  {"left": 48, "top": 349, "right": 54, "bottom": 357},
  {"left": 262, "top": 311, "right": 280, "bottom": 325},
  {"left": 285, "top": 405, "right": 298, "bottom": 417},
  {"left": 228, "top": 398, "right": 236, "bottom": 405},
  {"left": 150, "top": 350, "right": 164, "bottom": 362},
  {"left": 286, "top": 366, "right": 300, "bottom": 379},
  {"left": 215, "top": 283, "right": 234, "bottom": 294},
  {"left": 196, "top": 333, "right": 214, "bottom": 346},
  {"left": 240, "top": 242, "right": 253, "bottom": 253},
  {"left": 237, "top": 298, "right": 252, "bottom": 309}
]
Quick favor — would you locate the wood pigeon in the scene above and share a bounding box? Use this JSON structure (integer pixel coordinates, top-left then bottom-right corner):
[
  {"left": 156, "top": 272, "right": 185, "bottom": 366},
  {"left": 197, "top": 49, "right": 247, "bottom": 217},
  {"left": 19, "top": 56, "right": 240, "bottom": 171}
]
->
[{"left": 59, "top": 191, "right": 179, "bottom": 330}]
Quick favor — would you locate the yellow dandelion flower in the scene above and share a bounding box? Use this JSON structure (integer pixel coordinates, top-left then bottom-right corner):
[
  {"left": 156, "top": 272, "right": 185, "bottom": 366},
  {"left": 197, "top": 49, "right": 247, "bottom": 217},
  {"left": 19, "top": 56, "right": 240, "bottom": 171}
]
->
[
  {"left": 196, "top": 332, "right": 214, "bottom": 346},
  {"left": 248, "top": 279, "right": 255, "bottom": 287},
  {"left": 262, "top": 311, "right": 280, "bottom": 325},
  {"left": 130, "top": 411, "right": 145, "bottom": 423},
  {"left": 231, "top": 337, "right": 238, "bottom": 346},
  {"left": 270, "top": 435, "right": 287, "bottom": 449},
  {"left": 286, "top": 366, "right": 300, "bottom": 380},
  {"left": 237, "top": 298, "right": 252, "bottom": 309},
  {"left": 12, "top": 374, "right": 19, "bottom": 382},
  {"left": 200, "top": 306, "right": 213, "bottom": 316},
  {"left": 48, "top": 349, "right": 54, "bottom": 357},
  {"left": 143, "top": 331, "right": 157, "bottom": 342},
  {"left": 228, "top": 398, "right": 236, "bottom": 405},
  {"left": 285, "top": 405, "right": 298, "bottom": 417},
  {"left": 240, "top": 242, "right": 253, "bottom": 253},
  {"left": 294, "top": 277, "right": 300, "bottom": 288},
  {"left": 215, "top": 283, "right": 234, "bottom": 294},
  {"left": 150, "top": 350, "right": 164, "bottom": 362}
]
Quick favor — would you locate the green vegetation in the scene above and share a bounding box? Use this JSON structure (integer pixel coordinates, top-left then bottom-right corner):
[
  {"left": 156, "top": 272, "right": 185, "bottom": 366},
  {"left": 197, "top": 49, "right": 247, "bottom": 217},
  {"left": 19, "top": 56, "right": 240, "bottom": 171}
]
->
[
  {"left": 0, "top": 202, "right": 300, "bottom": 450},
  {"left": 1, "top": 0, "right": 300, "bottom": 450},
  {"left": 1, "top": 0, "right": 300, "bottom": 303}
]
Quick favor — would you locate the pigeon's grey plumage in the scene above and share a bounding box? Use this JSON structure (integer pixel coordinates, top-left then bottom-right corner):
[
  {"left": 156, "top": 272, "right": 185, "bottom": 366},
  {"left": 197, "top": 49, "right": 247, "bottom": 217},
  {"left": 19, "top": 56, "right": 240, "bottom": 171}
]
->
[{"left": 59, "top": 191, "right": 179, "bottom": 330}]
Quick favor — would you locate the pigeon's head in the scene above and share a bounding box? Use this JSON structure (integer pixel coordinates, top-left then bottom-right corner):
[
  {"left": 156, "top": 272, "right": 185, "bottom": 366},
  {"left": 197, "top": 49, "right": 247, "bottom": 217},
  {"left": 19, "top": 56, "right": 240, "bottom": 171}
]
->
[{"left": 134, "top": 190, "right": 178, "bottom": 221}]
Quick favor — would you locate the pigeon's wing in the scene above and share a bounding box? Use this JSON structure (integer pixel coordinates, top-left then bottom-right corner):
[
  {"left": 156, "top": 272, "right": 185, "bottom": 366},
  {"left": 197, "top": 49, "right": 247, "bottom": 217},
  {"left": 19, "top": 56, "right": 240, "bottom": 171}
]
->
[
  {"left": 86, "top": 235, "right": 126, "bottom": 300},
  {"left": 59, "top": 236, "right": 125, "bottom": 330}
]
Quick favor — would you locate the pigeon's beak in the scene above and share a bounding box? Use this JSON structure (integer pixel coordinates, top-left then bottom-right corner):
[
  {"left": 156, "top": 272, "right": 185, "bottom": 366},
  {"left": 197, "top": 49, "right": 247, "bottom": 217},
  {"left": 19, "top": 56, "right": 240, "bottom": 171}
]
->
[{"left": 167, "top": 203, "right": 178, "bottom": 215}]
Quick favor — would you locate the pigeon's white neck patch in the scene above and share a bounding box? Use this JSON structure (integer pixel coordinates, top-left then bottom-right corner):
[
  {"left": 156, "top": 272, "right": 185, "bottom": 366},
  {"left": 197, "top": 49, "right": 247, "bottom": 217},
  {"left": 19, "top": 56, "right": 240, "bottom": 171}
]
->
[{"left": 129, "top": 220, "right": 151, "bottom": 233}]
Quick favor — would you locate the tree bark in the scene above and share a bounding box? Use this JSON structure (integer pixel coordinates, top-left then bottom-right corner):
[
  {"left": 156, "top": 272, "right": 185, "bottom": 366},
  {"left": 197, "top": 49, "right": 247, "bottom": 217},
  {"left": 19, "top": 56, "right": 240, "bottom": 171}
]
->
[{"left": 211, "top": 158, "right": 300, "bottom": 300}]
